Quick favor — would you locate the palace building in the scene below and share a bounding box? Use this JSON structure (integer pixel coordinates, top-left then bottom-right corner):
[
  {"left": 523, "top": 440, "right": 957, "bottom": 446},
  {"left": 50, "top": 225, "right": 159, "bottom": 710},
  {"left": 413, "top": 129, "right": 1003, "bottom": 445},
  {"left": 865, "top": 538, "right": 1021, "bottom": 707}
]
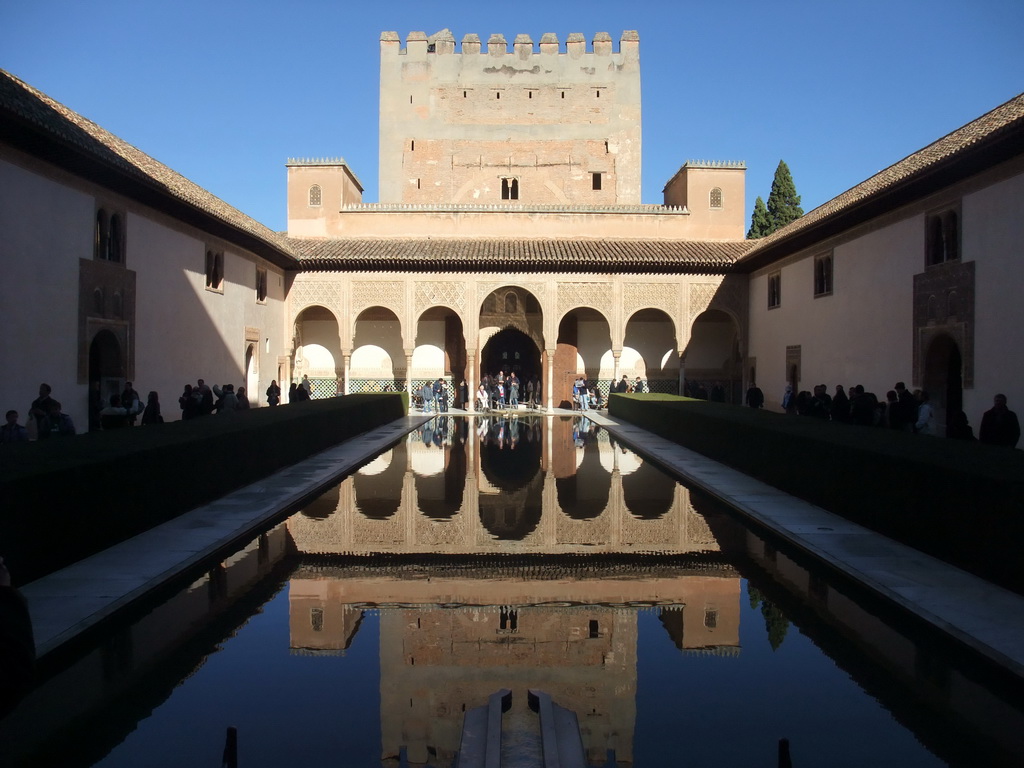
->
[{"left": 1, "top": 29, "right": 1022, "bottom": 435}]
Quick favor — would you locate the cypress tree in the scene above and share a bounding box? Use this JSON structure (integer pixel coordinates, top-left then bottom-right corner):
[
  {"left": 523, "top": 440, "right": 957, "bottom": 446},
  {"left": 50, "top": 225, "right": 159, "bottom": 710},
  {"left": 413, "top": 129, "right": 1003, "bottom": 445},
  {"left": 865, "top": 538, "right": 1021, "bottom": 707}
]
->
[
  {"left": 766, "top": 160, "right": 804, "bottom": 232},
  {"left": 746, "top": 195, "right": 770, "bottom": 239}
]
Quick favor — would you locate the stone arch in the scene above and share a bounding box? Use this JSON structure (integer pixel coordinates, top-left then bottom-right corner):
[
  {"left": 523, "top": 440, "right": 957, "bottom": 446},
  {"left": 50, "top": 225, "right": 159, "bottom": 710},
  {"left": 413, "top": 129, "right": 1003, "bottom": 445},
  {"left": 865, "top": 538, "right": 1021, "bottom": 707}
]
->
[
  {"left": 478, "top": 435, "right": 543, "bottom": 540},
  {"left": 622, "top": 462, "right": 676, "bottom": 520},
  {"left": 414, "top": 306, "right": 466, "bottom": 402},
  {"left": 556, "top": 436, "right": 610, "bottom": 520},
  {"left": 479, "top": 285, "right": 545, "bottom": 383},
  {"left": 622, "top": 308, "right": 680, "bottom": 394},
  {"left": 555, "top": 307, "right": 612, "bottom": 407},
  {"left": 352, "top": 306, "right": 405, "bottom": 391},
  {"left": 922, "top": 333, "right": 963, "bottom": 437},
  {"left": 684, "top": 308, "right": 742, "bottom": 403},
  {"left": 244, "top": 343, "right": 258, "bottom": 407},
  {"left": 354, "top": 447, "right": 405, "bottom": 519},
  {"left": 294, "top": 305, "right": 341, "bottom": 396}
]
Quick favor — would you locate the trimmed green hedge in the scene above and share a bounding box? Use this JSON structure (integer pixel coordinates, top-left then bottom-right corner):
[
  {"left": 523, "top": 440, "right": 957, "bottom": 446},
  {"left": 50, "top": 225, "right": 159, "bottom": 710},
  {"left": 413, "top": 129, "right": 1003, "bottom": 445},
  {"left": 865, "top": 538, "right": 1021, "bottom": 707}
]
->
[
  {"left": 609, "top": 394, "right": 1024, "bottom": 593},
  {"left": 0, "top": 393, "right": 406, "bottom": 586}
]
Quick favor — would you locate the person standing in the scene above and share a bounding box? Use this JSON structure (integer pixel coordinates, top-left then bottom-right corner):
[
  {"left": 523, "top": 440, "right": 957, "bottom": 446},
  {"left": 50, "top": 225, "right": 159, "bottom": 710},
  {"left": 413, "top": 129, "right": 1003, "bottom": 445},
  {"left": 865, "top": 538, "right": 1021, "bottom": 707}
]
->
[
  {"left": 979, "top": 394, "right": 1020, "bottom": 447},
  {"left": 421, "top": 381, "right": 434, "bottom": 414},
  {"left": 28, "top": 383, "right": 55, "bottom": 439},
  {"left": 0, "top": 410, "right": 28, "bottom": 443},
  {"left": 915, "top": 391, "right": 936, "bottom": 436},
  {"left": 266, "top": 380, "right": 281, "bottom": 407},
  {"left": 745, "top": 383, "right": 764, "bottom": 408}
]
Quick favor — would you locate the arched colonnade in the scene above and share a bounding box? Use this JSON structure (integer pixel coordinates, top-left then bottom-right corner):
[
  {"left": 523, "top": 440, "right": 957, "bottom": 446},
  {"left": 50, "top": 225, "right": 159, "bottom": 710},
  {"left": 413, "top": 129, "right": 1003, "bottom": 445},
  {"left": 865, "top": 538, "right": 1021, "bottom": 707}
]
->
[{"left": 288, "top": 272, "right": 748, "bottom": 408}]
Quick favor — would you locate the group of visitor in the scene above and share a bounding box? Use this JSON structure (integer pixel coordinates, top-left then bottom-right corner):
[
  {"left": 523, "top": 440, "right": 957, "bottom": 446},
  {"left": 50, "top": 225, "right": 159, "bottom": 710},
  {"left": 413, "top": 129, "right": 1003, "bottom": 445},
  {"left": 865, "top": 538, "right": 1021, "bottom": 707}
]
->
[
  {"left": 476, "top": 371, "right": 541, "bottom": 411},
  {"left": 743, "top": 379, "right": 1019, "bottom": 447},
  {"left": 178, "top": 378, "right": 252, "bottom": 420}
]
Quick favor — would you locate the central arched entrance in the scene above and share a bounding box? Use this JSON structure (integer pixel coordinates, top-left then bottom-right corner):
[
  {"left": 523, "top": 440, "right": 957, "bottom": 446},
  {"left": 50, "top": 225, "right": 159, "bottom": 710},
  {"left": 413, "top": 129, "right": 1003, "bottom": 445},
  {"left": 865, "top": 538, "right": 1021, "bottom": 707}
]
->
[{"left": 480, "top": 328, "right": 540, "bottom": 382}]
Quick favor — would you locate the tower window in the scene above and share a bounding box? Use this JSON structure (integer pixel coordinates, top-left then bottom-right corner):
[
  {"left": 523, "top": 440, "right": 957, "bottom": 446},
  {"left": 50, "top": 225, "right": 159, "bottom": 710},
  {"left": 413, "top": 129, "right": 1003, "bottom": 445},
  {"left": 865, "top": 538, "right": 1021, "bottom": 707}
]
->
[
  {"left": 309, "top": 185, "right": 322, "bottom": 207},
  {"left": 501, "top": 177, "right": 519, "bottom": 200},
  {"left": 710, "top": 188, "right": 723, "bottom": 208},
  {"left": 592, "top": 172, "right": 602, "bottom": 191}
]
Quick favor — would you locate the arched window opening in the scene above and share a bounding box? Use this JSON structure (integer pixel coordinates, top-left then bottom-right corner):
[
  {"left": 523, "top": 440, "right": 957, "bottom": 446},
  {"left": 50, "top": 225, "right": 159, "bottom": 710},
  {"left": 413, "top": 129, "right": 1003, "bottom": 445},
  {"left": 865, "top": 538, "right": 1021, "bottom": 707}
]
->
[
  {"left": 108, "top": 214, "right": 123, "bottom": 263},
  {"left": 501, "top": 177, "right": 519, "bottom": 200},
  {"left": 504, "top": 291, "right": 518, "bottom": 313},
  {"left": 709, "top": 187, "right": 723, "bottom": 208},
  {"left": 94, "top": 210, "right": 108, "bottom": 260},
  {"left": 309, "top": 185, "right": 322, "bottom": 207}
]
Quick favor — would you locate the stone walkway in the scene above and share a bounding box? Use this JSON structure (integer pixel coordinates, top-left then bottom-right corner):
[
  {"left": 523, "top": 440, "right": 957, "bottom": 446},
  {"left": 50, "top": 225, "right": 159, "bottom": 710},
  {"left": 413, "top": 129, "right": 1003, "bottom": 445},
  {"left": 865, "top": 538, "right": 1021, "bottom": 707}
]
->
[{"left": 20, "top": 408, "right": 1024, "bottom": 684}]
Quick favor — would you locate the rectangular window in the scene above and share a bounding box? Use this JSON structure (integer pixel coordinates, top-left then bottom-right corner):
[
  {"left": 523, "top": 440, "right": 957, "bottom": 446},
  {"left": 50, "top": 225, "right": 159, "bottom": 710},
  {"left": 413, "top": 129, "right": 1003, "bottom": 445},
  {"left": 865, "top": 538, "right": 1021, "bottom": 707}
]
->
[
  {"left": 592, "top": 172, "right": 602, "bottom": 191},
  {"left": 925, "top": 205, "right": 961, "bottom": 266},
  {"left": 767, "top": 272, "right": 781, "bottom": 309},
  {"left": 814, "top": 253, "right": 833, "bottom": 297},
  {"left": 256, "top": 267, "right": 267, "bottom": 303}
]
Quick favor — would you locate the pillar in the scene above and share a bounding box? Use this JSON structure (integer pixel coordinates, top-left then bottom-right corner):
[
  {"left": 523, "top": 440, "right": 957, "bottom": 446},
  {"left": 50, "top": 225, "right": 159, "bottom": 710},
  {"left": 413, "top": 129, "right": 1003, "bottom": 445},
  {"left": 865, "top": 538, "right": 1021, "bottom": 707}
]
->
[
  {"left": 545, "top": 350, "right": 556, "bottom": 412},
  {"left": 342, "top": 352, "right": 351, "bottom": 395}
]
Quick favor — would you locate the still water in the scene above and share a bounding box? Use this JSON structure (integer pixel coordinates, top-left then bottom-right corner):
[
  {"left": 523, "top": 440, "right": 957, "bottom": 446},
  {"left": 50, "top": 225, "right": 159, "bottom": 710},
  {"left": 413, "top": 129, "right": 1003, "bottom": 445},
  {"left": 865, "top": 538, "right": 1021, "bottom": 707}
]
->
[{"left": 2, "top": 415, "right": 1022, "bottom": 767}]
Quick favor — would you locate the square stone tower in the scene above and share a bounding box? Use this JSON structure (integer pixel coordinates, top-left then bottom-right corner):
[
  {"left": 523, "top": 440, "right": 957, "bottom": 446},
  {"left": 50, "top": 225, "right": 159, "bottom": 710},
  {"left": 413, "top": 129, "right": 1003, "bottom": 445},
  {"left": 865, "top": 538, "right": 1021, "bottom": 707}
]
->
[{"left": 379, "top": 30, "right": 641, "bottom": 205}]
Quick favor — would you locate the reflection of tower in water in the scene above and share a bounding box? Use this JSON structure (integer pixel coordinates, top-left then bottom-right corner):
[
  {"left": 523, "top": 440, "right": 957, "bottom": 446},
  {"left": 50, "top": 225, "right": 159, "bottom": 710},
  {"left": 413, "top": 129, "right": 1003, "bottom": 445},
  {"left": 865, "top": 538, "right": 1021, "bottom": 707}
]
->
[{"left": 287, "top": 569, "right": 741, "bottom": 768}]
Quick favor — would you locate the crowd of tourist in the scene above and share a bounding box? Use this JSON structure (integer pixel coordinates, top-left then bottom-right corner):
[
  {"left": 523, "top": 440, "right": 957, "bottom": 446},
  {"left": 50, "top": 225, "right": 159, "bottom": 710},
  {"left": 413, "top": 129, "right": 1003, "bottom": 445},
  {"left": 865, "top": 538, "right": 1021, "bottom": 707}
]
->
[{"left": 741, "top": 380, "right": 1020, "bottom": 447}]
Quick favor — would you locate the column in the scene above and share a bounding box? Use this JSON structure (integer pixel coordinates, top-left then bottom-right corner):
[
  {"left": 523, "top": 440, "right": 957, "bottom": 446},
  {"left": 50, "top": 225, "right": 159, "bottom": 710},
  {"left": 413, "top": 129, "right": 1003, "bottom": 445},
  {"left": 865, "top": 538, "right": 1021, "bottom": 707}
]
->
[
  {"left": 404, "top": 349, "right": 414, "bottom": 401},
  {"left": 342, "top": 352, "right": 351, "bottom": 395},
  {"left": 545, "top": 350, "right": 556, "bottom": 412}
]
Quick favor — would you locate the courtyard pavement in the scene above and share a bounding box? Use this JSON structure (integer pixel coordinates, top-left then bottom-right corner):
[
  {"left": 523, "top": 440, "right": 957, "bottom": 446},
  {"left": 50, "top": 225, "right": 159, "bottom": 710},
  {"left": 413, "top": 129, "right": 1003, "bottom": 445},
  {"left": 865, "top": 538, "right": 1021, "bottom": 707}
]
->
[{"left": 19, "top": 408, "right": 1024, "bottom": 684}]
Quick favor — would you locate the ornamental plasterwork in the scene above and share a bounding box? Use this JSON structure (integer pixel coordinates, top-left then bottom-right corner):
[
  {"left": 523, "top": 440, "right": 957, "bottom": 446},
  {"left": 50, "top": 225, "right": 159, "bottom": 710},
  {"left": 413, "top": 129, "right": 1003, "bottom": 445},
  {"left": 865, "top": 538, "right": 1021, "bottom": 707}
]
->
[
  {"left": 352, "top": 281, "right": 404, "bottom": 315},
  {"left": 476, "top": 280, "right": 547, "bottom": 307},
  {"left": 557, "top": 282, "right": 613, "bottom": 318},
  {"left": 623, "top": 282, "right": 679, "bottom": 318},
  {"left": 414, "top": 280, "right": 467, "bottom": 316},
  {"left": 289, "top": 280, "right": 343, "bottom": 316},
  {"left": 688, "top": 283, "right": 719, "bottom": 323}
]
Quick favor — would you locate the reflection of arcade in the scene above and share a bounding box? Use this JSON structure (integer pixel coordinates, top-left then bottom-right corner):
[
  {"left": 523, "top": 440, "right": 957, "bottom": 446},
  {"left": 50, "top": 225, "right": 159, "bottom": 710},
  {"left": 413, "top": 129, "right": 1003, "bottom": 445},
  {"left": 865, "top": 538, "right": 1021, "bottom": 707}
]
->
[
  {"left": 288, "top": 565, "right": 741, "bottom": 767},
  {"left": 288, "top": 416, "right": 727, "bottom": 556}
]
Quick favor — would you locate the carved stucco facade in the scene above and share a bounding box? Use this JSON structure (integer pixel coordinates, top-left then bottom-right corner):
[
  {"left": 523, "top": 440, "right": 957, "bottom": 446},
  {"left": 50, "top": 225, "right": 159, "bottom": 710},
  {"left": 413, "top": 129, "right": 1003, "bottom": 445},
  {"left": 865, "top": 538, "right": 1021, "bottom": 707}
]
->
[{"left": 288, "top": 269, "right": 747, "bottom": 407}]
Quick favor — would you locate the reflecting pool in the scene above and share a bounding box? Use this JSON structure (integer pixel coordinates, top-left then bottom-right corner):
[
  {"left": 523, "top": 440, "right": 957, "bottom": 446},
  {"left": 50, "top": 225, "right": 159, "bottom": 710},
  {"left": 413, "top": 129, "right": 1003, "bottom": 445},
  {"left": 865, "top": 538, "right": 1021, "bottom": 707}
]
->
[{"left": 2, "top": 415, "right": 1022, "bottom": 767}]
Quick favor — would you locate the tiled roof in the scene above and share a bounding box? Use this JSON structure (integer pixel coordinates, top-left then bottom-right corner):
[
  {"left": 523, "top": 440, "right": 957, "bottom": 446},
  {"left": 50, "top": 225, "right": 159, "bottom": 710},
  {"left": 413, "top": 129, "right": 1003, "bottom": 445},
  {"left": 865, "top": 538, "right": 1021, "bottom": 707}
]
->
[
  {"left": 739, "top": 92, "right": 1024, "bottom": 269},
  {"left": 288, "top": 237, "right": 751, "bottom": 274},
  {"left": 0, "top": 69, "right": 298, "bottom": 266}
]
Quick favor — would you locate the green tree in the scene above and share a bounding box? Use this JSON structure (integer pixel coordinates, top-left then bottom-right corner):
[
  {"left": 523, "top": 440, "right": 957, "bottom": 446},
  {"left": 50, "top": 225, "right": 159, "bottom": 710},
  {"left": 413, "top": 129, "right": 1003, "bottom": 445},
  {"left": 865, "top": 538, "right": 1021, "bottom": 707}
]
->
[
  {"left": 746, "top": 196, "right": 770, "bottom": 239},
  {"left": 766, "top": 160, "right": 804, "bottom": 232}
]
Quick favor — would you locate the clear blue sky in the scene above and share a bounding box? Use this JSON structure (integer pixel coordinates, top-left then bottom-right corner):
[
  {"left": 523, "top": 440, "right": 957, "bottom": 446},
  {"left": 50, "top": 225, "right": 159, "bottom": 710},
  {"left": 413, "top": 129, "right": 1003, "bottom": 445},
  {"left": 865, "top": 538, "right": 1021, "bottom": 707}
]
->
[{"left": 2, "top": 0, "right": 1022, "bottom": 233}]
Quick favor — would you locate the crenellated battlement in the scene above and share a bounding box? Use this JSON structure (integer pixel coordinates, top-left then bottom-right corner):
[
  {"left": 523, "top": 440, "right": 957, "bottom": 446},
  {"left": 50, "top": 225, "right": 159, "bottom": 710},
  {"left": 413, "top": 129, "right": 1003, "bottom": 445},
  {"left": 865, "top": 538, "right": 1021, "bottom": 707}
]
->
[{"left": 380, "top": 29, "right": 639, "bottom": 58}]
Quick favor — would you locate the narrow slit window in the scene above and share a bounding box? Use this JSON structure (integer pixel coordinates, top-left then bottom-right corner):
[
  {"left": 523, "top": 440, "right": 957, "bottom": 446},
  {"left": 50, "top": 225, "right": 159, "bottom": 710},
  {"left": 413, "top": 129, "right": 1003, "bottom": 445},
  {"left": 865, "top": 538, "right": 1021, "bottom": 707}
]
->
[{"left": 592, "top": 172, "right": 602, "bottom": 191}]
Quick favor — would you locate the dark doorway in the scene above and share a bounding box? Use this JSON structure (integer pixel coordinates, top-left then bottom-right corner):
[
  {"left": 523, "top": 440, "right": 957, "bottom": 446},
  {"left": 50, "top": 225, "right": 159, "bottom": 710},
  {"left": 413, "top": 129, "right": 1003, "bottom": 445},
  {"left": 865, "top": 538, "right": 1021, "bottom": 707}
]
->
[
  {"left": 480, "top": 328, "right": 539, "bottom": 381},
  {"left": 88, "top": 330, "right": 123, "bottom": 431},
  {"left": 923, "top": 334, "right": 963, "bottom": 436}
]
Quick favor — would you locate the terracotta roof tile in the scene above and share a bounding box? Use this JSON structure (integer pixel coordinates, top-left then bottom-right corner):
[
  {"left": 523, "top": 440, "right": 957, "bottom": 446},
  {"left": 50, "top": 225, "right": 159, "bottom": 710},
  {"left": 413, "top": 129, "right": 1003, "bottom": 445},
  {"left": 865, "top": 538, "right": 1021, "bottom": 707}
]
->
[{"left": 289, "top": 237, "right": 751, "bottom": 274}]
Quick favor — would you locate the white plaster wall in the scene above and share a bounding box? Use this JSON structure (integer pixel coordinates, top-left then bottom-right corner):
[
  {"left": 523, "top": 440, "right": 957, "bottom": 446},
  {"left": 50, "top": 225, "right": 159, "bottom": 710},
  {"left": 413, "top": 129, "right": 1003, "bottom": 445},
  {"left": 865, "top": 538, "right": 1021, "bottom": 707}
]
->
[
  {"left": 577, "top": 320, "right": 612, "bottom": 375},
  {"left": 747, "top": 218, "right": 919, "bottom": 409},
  {"left": 963, "top": 171, "right": 1024, "bottom": 420},
  {"left": 130, "top": 215, "right": 288, "bottom": 417},
  {"left": 0, "top": 159, "right": 92, "bottom": 427}
]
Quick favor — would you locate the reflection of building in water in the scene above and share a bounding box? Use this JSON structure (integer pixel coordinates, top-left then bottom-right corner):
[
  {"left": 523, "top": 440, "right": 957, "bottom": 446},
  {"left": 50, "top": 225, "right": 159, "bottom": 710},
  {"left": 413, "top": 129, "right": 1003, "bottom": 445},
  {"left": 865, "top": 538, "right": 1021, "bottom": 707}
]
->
[
  {"left": 288, "top": 416, "right": 724, "bottom": 556},
  {"left": 287, "top": 569, "right": 741, "bottom": 767}
]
